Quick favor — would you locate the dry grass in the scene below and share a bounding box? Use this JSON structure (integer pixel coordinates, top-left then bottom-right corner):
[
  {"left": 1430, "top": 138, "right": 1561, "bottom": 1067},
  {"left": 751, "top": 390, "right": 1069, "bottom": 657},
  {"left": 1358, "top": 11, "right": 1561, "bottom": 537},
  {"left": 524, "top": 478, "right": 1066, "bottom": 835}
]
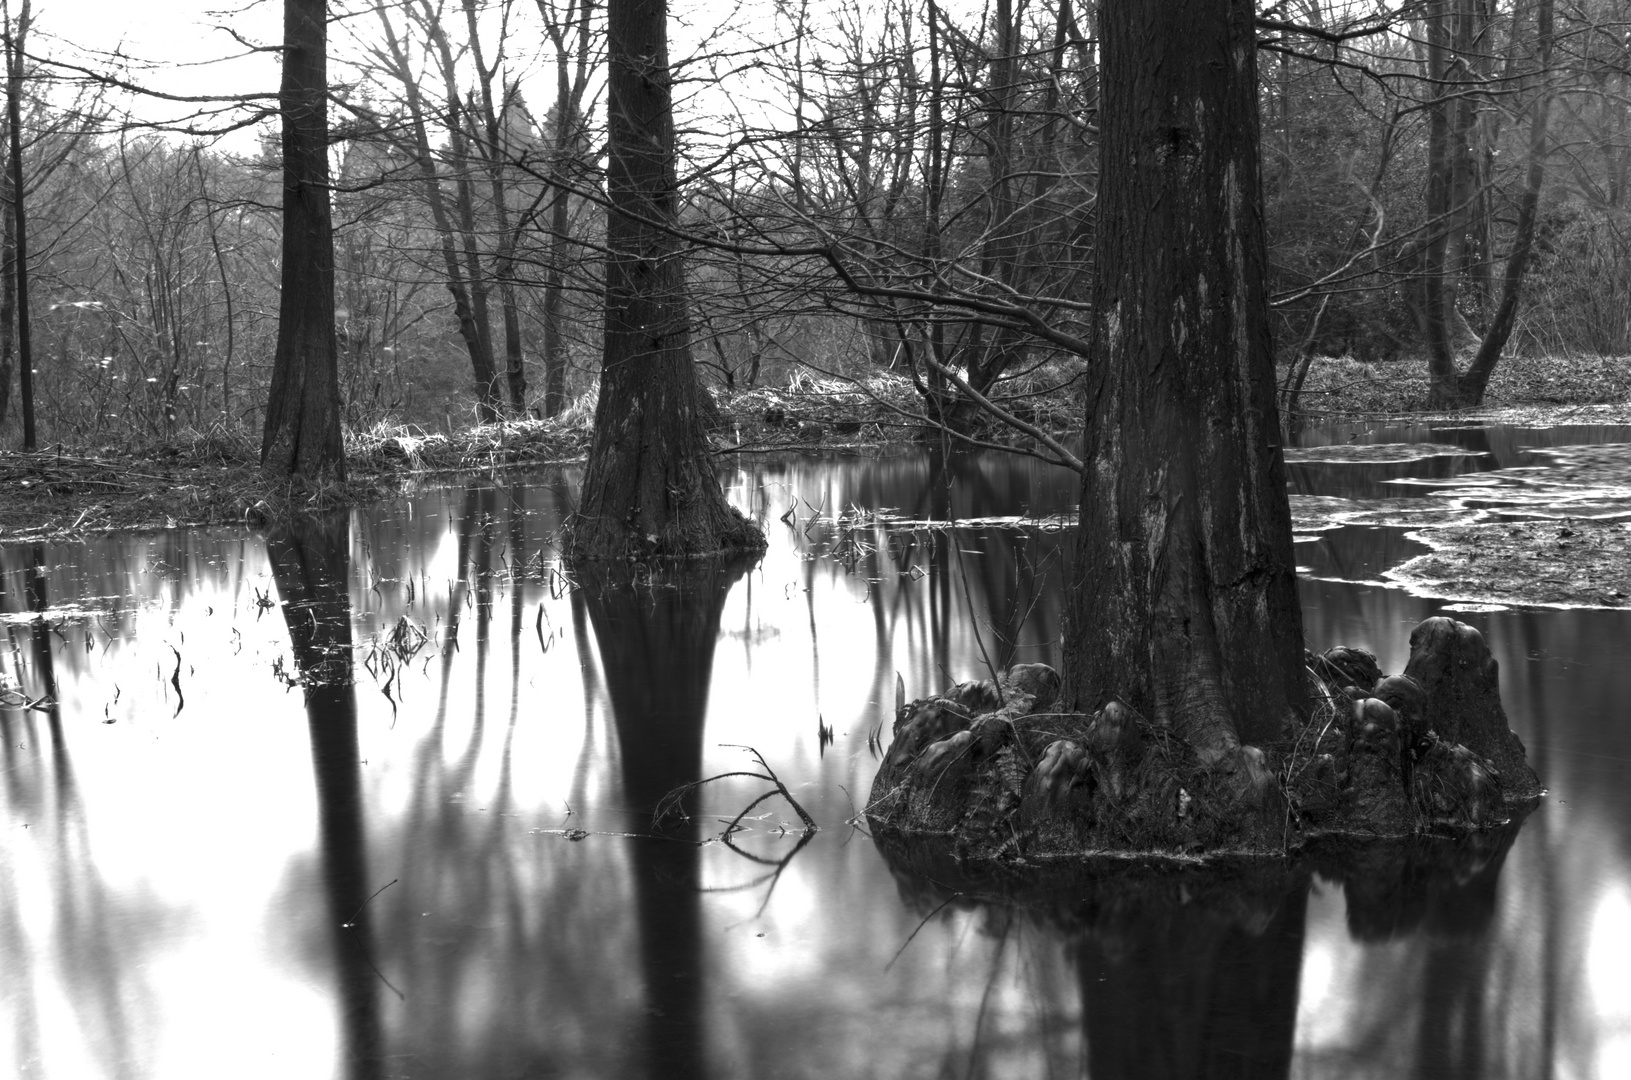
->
[
  {"left": 2, "top": 350, "right": 1624, "bottom": 546},
  {"left": 1285, "top": 352, "right": 1631, "bottom": 417}
]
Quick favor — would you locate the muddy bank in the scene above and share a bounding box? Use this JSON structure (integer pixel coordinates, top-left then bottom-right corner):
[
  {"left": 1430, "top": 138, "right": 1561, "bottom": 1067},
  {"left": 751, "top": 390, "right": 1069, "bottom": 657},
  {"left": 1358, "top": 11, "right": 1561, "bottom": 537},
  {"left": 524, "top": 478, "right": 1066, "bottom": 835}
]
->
[{"left": 867, "top": 617, "right": 1540, "bottom": 862}]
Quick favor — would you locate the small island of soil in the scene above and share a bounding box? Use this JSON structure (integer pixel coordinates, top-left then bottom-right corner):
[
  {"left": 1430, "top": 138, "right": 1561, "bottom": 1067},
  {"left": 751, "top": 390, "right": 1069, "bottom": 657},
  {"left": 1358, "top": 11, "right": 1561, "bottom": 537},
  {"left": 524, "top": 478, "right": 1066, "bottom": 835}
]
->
[{"left": 867, "top": 617, "right": 1540, "bottom": 860}]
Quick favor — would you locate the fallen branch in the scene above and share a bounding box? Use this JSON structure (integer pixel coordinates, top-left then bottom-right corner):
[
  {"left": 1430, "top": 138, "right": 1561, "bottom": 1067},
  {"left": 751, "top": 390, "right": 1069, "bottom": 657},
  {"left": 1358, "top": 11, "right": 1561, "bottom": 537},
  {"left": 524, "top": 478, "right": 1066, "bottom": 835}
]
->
[{"left": 655, "top": 744, "right": 818, "bottom": 835}]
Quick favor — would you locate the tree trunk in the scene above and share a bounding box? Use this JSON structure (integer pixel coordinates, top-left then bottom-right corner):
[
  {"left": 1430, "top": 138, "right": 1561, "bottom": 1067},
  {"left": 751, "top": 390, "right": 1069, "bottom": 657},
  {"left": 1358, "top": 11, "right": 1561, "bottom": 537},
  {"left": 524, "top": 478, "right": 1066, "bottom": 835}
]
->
[
  {"left": 1417, "top": 0, "right": 1461, "bottom": 402},
  {"left": 0, "top": 102, "right": 13, "bottom": 432},
  {"left": 1063, "top": 0, "right": 1304, "bottom": 760},
  {"left": 420, "top": 14, "right": 501, "bottom": 422},
  {"left": 564, "top": 0, "right": 762, "bottom": 561},
  {"left": 1444, "top": 0, "right": 1556, "bottom": 405},
  {"left": 261, "top": 0, "right": 346, "bottom": 479},
  {"left": 459, "top": 0, "right": 527, "bottom": 412},
  {"left": 5, "top": 0, "right": 34, "bottom": 450},
  {"left": 538, "top": 0, "right": 595, "bottom": 418},
  {"left": 373, "top": 5, "right": 494, "bottom": 425},
  {"left": 540, "top": 184, "right": 571, "bottom": 415}
]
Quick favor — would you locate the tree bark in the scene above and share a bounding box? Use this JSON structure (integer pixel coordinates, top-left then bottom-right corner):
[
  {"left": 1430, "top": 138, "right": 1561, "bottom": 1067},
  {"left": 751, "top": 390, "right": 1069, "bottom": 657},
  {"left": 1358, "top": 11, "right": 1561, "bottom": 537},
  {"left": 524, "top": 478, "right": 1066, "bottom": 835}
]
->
[
  {"left": 5, "top": 0, "right": 34, "bottom": 449},
  {"left": 261, "top": 0, "right": 346, "bottom": 478},
  {"left": 0, "top": 90, "right": 14, "bottom": 432},
  {"left": 564, "top": 0, "right": 762, "bottom": 560},
  {"left": 1063, "top": 0, "right": 1304, "bottom": 759}
]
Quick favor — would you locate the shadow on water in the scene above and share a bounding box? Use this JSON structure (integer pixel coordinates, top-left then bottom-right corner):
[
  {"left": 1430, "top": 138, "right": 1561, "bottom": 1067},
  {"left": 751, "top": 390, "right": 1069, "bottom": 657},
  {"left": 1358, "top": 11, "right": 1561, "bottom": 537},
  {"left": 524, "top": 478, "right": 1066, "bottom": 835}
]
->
[
  {"left": 266, "top": 513, "right": 384, "bottom": 1080},
  {"left": 578, "top": 555, "right": 755, "bottom": 1080},
  {"left": 0, "top": 545, "right": 176, "bottom": 1080},
  {"left": 874, "top": 814, "right": 1532, "bottom": 1080}
]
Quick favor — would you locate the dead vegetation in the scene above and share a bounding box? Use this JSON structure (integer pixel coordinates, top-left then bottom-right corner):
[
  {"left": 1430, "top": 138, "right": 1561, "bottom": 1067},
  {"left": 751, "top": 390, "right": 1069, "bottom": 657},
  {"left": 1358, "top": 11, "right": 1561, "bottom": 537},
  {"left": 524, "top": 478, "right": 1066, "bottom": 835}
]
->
[
  {"left": 3, "top": 353, "right": 1627, "bottom": 548},
  {"left": 1284, "top": 351, "right": 1631, "bottom": 420}
]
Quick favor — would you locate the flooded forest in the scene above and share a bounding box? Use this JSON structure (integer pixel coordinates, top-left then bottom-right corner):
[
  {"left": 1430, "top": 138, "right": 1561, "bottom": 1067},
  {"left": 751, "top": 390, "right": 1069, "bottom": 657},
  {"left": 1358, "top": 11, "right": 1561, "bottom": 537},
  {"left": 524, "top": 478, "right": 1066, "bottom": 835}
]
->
[{"left": 2, "top": 1, "right": 1631, "bottom": 1078}]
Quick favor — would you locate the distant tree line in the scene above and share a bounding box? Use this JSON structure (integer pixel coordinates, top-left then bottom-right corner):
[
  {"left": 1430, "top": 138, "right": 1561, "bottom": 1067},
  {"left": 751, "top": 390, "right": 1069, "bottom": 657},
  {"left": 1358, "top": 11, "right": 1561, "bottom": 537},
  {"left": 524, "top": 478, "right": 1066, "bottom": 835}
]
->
[{"left": 0, "top": 0, "right": 1624, "bottom": 445}]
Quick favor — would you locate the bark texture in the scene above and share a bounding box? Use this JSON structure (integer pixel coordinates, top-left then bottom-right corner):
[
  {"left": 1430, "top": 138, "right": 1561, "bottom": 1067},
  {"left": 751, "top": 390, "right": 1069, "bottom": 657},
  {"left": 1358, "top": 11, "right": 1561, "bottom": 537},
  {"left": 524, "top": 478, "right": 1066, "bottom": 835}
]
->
[
  {"left": 261, "top": 0, "right": 346, "bottom": 478},
  {"left": 1064, "top": 0, "right": 1303, "bottom": 754},
  {"left": 5, "top": 0, "right": 34, "bottom": 449},
  {"left": 564, "top": 0, "right": 761, "bottom": 560}
]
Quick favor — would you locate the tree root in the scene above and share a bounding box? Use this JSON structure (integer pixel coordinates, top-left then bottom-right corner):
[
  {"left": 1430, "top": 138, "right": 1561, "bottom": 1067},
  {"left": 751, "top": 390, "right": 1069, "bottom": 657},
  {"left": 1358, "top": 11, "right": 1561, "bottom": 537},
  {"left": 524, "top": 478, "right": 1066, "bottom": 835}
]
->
[{"left": 868, "top": 618, "right": 1540, "bottom": 860}]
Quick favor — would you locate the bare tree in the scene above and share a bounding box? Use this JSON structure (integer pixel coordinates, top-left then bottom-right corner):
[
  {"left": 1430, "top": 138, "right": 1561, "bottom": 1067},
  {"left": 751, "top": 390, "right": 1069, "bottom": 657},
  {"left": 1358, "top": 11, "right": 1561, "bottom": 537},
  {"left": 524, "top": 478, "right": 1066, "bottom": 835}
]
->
[
  {"left": 564, "top": 0, "right": 762, "bottom": 560},
  {"left": 3, "top": 0, "right": 33, "bottom": 447},
  {"left": 262, "top": 0, "right": 345, "bottom": 478}
]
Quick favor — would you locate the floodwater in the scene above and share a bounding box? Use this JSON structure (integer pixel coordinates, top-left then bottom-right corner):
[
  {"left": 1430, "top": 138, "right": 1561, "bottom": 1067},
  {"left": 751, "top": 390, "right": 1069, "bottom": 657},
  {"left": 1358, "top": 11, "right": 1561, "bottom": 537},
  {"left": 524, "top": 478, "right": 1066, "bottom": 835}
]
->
[{"left": 2, "top": 428, "right": 1630, "bottom": 1079}]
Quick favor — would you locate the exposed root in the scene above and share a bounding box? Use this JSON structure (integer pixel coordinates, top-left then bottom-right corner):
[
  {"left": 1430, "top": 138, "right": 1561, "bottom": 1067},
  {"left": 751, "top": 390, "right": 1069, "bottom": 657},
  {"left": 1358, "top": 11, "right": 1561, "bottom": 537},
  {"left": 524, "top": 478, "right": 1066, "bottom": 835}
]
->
[{"left": 869, "top": 618, "right": 1541, "bottom": 862}]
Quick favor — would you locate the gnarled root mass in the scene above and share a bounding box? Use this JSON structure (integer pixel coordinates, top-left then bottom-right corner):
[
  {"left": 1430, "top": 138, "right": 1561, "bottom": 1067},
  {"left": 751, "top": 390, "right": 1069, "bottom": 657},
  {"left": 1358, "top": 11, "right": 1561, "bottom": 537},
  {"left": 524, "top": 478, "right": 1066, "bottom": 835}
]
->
[{"left": 867, "top": 617, "right": 1541, "bottom": 860}]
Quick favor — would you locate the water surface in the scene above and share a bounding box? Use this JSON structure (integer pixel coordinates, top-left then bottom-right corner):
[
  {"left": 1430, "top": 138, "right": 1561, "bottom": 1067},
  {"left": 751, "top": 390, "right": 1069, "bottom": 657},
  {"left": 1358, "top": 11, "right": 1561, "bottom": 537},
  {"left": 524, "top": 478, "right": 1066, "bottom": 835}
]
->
[{"left": 2, "top": 434, "right": 1629, "bottom": 1078}]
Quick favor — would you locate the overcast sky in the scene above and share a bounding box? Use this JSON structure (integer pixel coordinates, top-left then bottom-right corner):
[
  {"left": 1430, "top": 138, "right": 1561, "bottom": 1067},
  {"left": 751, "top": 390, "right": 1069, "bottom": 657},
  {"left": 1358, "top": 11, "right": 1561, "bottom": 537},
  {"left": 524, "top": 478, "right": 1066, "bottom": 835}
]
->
[
  {"left": 20, "top": 0, "right": 925, "bottom": 156},
  {"left": 27, "top": 0, "right": 283, "bottom": 148}
]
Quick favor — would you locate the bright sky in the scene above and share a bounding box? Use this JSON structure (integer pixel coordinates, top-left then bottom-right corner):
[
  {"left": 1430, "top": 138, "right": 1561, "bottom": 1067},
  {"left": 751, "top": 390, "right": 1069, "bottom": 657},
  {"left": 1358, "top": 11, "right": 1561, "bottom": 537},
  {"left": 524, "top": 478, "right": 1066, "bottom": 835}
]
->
[
  {"left": 22, "top": 0, "right": 972, "bottom": 159},
  {"left": 29, "top": 0, "right": 284, "bottom": 147}
]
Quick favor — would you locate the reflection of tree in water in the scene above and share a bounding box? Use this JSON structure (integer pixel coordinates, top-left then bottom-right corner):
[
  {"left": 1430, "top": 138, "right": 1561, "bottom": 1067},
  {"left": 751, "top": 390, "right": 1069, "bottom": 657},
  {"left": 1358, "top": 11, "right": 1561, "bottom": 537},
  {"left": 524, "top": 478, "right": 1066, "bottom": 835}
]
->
[
  {"left": 1308, "top": 828, "right": 1534, "bottom": 1079},
  {"left": 266, "top": 512, "right": 384, "bottom": 1080},
  {"left": 760, "top": 448, "right": 1072, "bottom": 704},
  {"left": 874, "top": 819, "right": 1535, "bottom": 1079},
  {"left": 1298, "top": 586, "right": 1594, "bottom": 1077},
  {"left": 290, "top": 479, "right": 639, "bottom": 1077},
  {"left": 578, "top": 556, "right": 754, "bottom": 1080},
  {"left": 0, "top": 546, "right": 166, "bottom": 1080}
]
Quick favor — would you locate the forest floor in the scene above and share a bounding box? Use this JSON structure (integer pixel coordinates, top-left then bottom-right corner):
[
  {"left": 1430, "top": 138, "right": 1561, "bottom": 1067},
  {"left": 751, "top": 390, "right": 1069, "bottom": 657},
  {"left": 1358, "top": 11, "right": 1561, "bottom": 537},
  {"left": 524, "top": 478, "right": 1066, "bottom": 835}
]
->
[{"left": 2, "top": 352, "right": 1629, "bottom": 606}]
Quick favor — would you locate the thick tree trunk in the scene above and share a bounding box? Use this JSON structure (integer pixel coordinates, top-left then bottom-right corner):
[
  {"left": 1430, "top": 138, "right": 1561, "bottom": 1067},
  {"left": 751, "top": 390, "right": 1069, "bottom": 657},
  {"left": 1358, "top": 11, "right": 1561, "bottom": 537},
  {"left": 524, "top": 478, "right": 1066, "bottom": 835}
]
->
[
  {"left": 1063, "top": 0, "right": 1304, "bottom": 758},
  {"left": 564, "top": 0, "right": 762, "bottom": 560},
  {"left": 261, "top": 0, "right": 346, "bottom": 479}
]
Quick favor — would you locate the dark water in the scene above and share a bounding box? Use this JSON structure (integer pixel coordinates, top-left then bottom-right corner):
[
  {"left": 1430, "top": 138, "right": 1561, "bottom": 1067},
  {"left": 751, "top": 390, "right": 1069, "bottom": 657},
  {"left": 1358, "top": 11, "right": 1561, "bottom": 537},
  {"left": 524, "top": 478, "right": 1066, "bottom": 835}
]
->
[{"left": 2, "top": 432, "right": 1628, "bottom": 1078}]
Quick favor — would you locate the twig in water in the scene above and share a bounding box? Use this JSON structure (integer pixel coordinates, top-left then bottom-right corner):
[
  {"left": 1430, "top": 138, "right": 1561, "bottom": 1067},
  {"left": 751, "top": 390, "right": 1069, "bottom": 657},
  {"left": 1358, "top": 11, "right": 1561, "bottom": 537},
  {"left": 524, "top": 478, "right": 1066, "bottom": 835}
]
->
[
  {"left": 885, "top": 894, "right": 960, "bottom": 972},
  {"left": 654, "top": 745, "right": 817, "bottom": 835},
  {"left": 169, "top": 645, "right": 185, "bottom": 717},
  {"left": 342, "top": 878, "right": 399, "bottom": 930}
]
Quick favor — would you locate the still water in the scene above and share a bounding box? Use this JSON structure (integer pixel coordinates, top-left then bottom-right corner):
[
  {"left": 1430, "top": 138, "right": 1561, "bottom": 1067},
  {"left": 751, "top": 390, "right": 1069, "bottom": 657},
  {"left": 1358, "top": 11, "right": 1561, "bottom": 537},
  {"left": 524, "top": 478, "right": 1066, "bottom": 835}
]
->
[{"left": 2, "top": 430, "right": 1629, "bottom": 1079}]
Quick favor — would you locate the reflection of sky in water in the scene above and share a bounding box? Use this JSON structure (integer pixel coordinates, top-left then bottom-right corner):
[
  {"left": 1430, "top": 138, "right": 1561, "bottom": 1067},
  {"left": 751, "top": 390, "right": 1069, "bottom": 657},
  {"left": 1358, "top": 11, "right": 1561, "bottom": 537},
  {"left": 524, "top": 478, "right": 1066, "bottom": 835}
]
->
[{"left": 0, "top": 438, "right": 1628, "bottom": 1077}]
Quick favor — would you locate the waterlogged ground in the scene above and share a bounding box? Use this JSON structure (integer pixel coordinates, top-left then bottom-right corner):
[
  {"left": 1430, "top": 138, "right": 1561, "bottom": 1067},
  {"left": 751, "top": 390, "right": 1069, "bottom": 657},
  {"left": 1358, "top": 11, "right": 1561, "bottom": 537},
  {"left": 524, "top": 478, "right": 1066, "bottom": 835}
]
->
[
  {"left": 2, "top": 428, "right": 1631, "bottom": 1078},
  {"left": 1289, "top": 422, "right": 1631, "bottom": 608}
]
